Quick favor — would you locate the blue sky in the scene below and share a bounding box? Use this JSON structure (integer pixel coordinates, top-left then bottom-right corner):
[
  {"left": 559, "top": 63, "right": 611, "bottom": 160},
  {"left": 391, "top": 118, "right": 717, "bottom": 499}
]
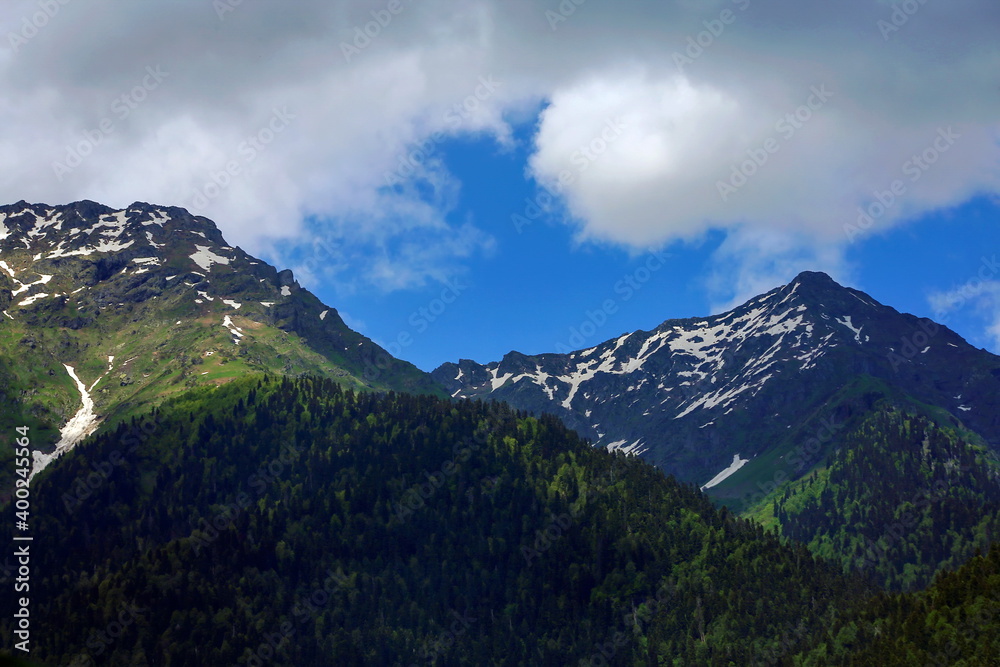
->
[
  {"left": 1, "top": 0, "right": 997, "bottom": 372},
  {"left": 298, "top": 127, "right": 1000, "bottom": 371}
]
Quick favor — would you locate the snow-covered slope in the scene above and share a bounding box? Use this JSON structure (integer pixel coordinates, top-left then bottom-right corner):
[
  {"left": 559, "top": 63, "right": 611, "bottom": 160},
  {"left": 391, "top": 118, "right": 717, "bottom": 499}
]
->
[
  {"left": 28, "top": 362, "right": 106, "bottom": 482},
  {"left": 434, "top": 272, "right": 1000, "bottom": 487}
]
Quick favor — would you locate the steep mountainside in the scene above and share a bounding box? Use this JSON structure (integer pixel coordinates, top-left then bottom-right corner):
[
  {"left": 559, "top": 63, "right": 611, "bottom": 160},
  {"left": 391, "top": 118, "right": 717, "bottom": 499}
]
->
[
  {"left": 0, "top": 200, "right": 442, "bottom": 486},
  {"left": 433, "top": 272, "right": 1000, "bottom": 492}
]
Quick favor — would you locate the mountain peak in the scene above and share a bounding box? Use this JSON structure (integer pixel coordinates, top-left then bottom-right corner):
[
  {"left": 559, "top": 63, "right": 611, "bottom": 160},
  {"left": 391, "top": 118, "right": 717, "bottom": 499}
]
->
[
  {"left": 789, "top": 270, "right": 839, "bottom": 288},
  {"left": 434, "top": 266, "right": 999, "bottom": 485},
  {"left": 0, "top": 199, "right": 444, "bottom": 482}
]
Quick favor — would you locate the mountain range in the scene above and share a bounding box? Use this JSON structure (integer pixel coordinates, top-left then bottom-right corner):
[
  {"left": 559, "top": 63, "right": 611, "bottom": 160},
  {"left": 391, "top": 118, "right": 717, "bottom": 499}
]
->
[
  {"left": 2, "top": 200, "right": 999, "bottom": 664},
  {"left": 433, "top": 270, "right": 1000, "bottom": 502}
]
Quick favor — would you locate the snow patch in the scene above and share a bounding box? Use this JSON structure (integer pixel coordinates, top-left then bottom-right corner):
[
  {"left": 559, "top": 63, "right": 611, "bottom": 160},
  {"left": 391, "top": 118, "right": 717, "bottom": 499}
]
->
[
  {"left": 142, "top": 210, "right": 170, "bottom": 226},
  {"left": 701, "top": 454, "right": 750, "bottom": 490},
  {"left": 835, "top": 315, "right": 863, "bottom": 343},
  {"left": 29, "top": 364, "right": 103, "bottom": 483},
  {"left": 12, "top": 273, "right": 52, "bottom": 296},
  {"left": 222, "top": 299, "right": 242, "bottom": 310},
  {"left": 319, "top": 309, "right": 328, "bottom": 321},
  {"left": 189, "top": 245, "right": 231, "bottom": 272},
  {"left": 17, "top": 292, "right": 50, "bottom": 306},
  {"left": 488, "top": 366, "right": 514, "bottom": 390},
  {"left": 222, "top": 315, "right": 244, "bottom": 343},
  {"left": 848, "top": 291, "right": 878, "bottom": 308},
  {"left": 93, "top": 238, "right": 135, "bottom": 253},
  {"left": 145, "top": 231, "right": 165, "bottom": 249},
  {"left": 674, "top": 373, "right": 772, "bottom": 419},
  {"left": 606, "top": 438, "right": 647, "bottom": 456}
]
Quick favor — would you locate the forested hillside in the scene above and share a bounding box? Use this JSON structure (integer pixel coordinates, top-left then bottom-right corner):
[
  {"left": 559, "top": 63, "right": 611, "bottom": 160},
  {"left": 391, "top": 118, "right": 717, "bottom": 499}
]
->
[
  {"left": 4, "top": 375, "right": 875, "bottom": 666},
  {"left": 795, "top": 543, "right": 1000, "bottom": 664},
  {"left": 746, "top": 408, "right": 1000, "bottom": 591}
]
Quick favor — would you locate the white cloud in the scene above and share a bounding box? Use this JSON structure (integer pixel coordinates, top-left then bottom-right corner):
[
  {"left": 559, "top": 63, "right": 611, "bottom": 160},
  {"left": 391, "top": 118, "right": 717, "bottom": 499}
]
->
[
  {"left": 528, "top": 69, "right": 749, "bottom": 245},
  {"left": 929, "top": 278, "right": 1000, "bottom": 352},
  {"left": 928, "top": 280, "right": 1000, "bottom": 317},
  {"left": 0, "top": 0, "right": 997, "bottom": 298},
  {"left": 0, "top": 0, "right": 512, "bottom": 292},
  {"left": 704, "top": 227, "right": 855, "bottom": 312}
]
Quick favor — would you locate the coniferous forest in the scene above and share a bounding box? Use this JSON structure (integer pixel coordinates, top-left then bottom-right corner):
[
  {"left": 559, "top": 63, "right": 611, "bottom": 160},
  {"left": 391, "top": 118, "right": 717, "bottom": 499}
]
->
[
  {"left": 1, "top": 376, "right": 998, "bottom": 665},
  {"left": 5, "top": 375, "right": 873, "bottom": 665},
  {"left": 759, "top": 408, "right": 1000, "bottom": 592},
  {"left": 2, "top": 0, "right": 999, "bottom": 662}
]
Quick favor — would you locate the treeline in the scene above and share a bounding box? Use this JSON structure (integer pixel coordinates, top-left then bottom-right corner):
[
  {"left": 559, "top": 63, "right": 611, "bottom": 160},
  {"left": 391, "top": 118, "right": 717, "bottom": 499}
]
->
[{"left": 5, "top": 375, "right": 874, "bottom": 665}]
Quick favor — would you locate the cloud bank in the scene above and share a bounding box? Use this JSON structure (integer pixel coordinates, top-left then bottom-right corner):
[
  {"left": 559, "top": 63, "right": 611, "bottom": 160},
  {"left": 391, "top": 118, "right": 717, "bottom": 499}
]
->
[{"left": 1, "top": 0, "right": 997, "bottom": 297}]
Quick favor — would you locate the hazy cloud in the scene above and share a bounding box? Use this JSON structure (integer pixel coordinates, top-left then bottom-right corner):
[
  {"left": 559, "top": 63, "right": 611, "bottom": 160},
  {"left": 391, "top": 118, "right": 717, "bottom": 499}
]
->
[
  {"left": 929, "top": 277, "right": 1000, "bottom": 351},
  {"left": 1, "top": 0, "right": 997, "bottom": 296}
]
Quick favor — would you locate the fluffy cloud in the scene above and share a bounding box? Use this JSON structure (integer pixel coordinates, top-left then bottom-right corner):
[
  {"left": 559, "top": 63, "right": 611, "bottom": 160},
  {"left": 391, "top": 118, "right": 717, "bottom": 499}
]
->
[
  {"left": 0, "top": 0, "right": 997, "bottom": 296},
  {"left": 0, "top": 0, "right": 513, "bottom": 291},
  {"left": 929, "top": 270, "right": 1000, "bottom": 352},
  {"left": 522, "top": 1, "right": 999, "bottom": 302}
]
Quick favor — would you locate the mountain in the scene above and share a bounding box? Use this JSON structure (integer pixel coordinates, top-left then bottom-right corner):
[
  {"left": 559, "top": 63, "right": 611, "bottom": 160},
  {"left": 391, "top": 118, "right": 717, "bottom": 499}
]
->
[
  {"left": 2, "top": 218, "right": 998, "bottom": 664},
  {"left": 0, "top": 200, "right": 443, "bottom": 487},
  {"left": 747, "top": 406, "right": 1000, "bottom": 591},
  {"left": 432, "top": 271, "right": 1000, "bottom": 497},
  {"left": 7, "top": 375, "right": 877, "bottom": 665},
  {"left": 7, "top": 374, "right": 996, "bottom": 665}
]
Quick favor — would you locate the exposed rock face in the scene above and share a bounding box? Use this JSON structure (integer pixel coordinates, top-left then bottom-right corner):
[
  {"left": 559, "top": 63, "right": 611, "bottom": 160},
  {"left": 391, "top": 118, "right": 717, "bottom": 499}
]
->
[{"left": 435, "top": 271, "right": 1000, "bottom": 486}]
